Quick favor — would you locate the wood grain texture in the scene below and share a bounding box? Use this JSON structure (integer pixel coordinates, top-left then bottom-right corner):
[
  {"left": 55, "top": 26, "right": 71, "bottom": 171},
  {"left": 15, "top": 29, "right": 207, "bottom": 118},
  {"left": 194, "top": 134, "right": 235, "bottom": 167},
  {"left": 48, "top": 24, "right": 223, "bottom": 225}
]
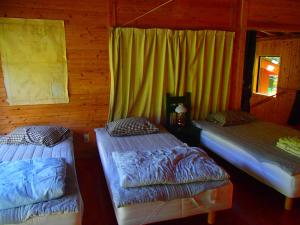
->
[
  {"left": 251, "top": 38, "right": 300, "bottom": 124},
  {"left": 0, "top": 0, "right": 110, "bottom": 155},
  {"left": 0, "top": 0, "right": 240, "bottom": 158},
  {"left": 1, "top": 0, "right": 300, "bottom": 157},
  {"left": 115, "top": 0, "right": 237, "bottom": 30},
  {"left": 229, "top": 0, "right": 248, "bottom": 109},
  {"left": 248, "top": 0, "right": 300, "bottom": 31}
]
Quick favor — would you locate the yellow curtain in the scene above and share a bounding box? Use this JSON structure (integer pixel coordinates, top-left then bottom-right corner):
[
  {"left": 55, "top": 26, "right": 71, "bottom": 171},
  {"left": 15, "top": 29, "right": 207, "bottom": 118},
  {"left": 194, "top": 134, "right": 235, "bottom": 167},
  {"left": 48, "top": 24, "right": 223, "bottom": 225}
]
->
[
  {"left": 109, "top": 28, "right": 235, "bottom": 123},
  {"left": 0, "top": 18, "right": 69, "bottom": 105}
]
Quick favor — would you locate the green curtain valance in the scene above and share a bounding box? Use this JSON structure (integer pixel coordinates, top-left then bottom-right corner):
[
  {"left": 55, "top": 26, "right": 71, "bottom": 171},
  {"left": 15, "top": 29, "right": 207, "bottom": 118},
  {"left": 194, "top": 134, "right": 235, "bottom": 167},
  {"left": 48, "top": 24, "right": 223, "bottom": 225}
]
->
[{"left": 109, "top": 27, "right": 235, "bottom": 123}]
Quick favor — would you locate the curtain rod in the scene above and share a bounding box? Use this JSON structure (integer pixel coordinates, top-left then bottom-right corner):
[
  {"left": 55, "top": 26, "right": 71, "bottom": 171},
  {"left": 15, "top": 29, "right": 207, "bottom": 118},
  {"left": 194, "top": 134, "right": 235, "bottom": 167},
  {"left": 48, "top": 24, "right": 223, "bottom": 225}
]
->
[{"left": 121, "top": 0, "right": 175, "bottom": 26}]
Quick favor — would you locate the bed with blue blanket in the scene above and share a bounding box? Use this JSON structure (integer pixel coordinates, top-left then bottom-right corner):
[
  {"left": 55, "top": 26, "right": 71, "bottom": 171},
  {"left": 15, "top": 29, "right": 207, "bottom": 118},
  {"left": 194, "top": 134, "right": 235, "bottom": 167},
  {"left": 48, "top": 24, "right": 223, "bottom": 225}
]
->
[
  {"left": 0, "top": 135, "right": 83, "bottom": 225},
  {"left": 95, "top": 128, "right": 232, "bottom": 225}
]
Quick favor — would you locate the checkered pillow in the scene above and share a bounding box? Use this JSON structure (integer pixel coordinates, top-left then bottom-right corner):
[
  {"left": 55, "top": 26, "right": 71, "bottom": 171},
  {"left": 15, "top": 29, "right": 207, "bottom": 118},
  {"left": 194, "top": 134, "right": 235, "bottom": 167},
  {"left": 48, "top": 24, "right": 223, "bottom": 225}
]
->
[
  {"left": 0, "top": 126, "right": 70, "bottom": 147},
  {"left": 25, "top": 126, "right": 70, "bottom": 146},
  {"left": 0, "top": 127, "right": 28, "bottom": 145},
  {"left": 106, "top": 117, "right": 159, "bottom": 137}
]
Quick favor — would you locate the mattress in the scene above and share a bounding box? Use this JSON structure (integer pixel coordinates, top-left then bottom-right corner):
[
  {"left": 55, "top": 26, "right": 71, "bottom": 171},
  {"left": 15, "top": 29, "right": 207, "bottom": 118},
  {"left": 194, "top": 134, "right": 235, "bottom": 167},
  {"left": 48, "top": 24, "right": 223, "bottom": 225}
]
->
[
  {"left": 193, "top": 120, "right": 300, "bottom": 198},
  {"left": 0, "top": 137, "right": 83, "bottom": 225},
  {"left": 95, "top": 128, "right": 232, "bottom": 225}
]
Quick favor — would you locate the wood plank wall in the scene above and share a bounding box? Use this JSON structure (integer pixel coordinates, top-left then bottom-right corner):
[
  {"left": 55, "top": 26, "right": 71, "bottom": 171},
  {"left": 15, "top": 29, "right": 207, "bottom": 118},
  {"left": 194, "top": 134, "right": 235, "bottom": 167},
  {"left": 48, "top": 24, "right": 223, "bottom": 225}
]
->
[
  {"left": 248, "top": 0, "right": 300, "bottom": 31},
  {"left": 250, "top": 38, "right": 300, "bottom": 125},
  {"left": 0, "top": 0, "right": 300, "bottom": 157},
  {"left": 0, "top": 0, "right": 110, "bottom": 156}
]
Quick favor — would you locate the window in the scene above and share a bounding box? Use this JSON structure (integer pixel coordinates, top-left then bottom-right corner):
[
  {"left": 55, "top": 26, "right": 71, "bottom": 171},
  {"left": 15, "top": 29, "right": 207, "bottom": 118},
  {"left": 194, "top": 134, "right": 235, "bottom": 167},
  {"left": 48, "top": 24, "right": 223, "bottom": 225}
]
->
[{"left": 255, "top": 56, "right": 280, "bottom": 96}]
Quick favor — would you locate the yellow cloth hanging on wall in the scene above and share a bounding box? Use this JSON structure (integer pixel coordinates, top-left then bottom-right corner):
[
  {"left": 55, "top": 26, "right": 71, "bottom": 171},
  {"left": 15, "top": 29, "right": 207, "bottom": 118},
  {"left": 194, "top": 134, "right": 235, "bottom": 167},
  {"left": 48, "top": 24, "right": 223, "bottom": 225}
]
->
[
  {"left": 109, "top": 28, "right": 235, "bottom": 123},
  {"left": 0, "top": 18, "right": 69, "bottom": 105}
]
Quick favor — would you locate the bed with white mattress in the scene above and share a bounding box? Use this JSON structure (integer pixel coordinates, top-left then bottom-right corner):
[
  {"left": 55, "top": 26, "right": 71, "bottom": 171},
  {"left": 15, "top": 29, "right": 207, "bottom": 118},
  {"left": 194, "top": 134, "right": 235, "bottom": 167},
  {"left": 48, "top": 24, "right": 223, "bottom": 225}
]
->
[
  {"left": 193, "top": 120, "right": 300, "bottom": 210},
  {"left": 0, "top": 136, "right": 83, "bottom": 225},
  {"left": 95, "top": 128, "right": 232, "bottom": 225}
]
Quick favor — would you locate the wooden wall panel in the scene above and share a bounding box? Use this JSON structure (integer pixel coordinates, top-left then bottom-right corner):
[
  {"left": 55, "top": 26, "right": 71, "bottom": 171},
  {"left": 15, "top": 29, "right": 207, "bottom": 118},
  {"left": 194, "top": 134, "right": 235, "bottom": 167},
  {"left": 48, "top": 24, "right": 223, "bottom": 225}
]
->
[
  {"left": 248, "top": 0, "right": 300, "bottom": 31},
  {"left": 250, "top": 38, "right": 300, "bottom": 124},
  {"left": 115, "top": 0, "right": 237, "bottom": 30},
  {"left": 1, "top": 0, "right": 300, "bottom": 157},
  {"left": 0, "top": 0, "right": 243, "bottom": 158},
  {"left": 0, "top": 0, "right": 110, "bottom": 156}
]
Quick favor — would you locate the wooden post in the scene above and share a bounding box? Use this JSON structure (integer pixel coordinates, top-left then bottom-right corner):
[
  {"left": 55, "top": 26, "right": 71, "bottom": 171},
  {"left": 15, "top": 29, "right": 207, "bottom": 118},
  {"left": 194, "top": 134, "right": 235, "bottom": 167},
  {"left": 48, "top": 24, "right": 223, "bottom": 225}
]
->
[
  {"left": 108, "top": 0, "right": 117, "bottom": 27},
  {"left": 284, "top": 197, "right": 293, "bottom": 210},
  {"left": 229, "top": 0, "right": 248, "bottom": 109},
  {"left": 208, "top": 211, "right": 216, "bottom": 224}
]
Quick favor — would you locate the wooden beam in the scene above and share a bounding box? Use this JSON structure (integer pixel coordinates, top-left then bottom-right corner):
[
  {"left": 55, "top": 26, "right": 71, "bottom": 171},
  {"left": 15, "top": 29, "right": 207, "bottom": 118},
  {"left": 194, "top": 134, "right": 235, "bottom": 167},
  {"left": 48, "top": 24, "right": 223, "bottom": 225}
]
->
[
  {"left": 229, "top": 0, "right": 248, "bottom": 109},
  {"left": 108, "top": 0, "right": 117, "bottom": 27},
  {"left": 284, "top": 197, "right": 293, "bottom": 210},
  {"left": 248, "top": 23, "right": 300, "bottom": 32},
  {"left": 208, "top": 211, "right": 216, "bottom": 224},
  {"left": 257, "top": 34, "right": 300, "bottom": 42}
]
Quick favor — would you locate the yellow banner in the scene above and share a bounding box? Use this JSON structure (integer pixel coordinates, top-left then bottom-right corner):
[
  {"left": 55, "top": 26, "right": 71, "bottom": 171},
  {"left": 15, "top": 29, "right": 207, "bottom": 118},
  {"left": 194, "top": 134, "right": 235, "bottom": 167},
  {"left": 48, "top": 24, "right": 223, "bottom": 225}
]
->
[{"left": 0, "top": 18, "right": 69, "bottom": 105}]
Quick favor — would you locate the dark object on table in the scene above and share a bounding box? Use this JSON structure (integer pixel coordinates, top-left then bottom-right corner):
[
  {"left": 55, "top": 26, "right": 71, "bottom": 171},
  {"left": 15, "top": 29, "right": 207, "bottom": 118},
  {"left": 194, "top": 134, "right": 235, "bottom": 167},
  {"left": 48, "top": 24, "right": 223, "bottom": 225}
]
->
[
  {"left": 288, "top": 90, "right": 300, "bottom": 126},
  {"left": 168, "top": 125, "right": 201, "bottom": 146},
  {"left": 166, "top": 92, "right": 191, "bottom": 128},
  {"left": 165, "top": 92, "right": 201, "bottom": 146}
]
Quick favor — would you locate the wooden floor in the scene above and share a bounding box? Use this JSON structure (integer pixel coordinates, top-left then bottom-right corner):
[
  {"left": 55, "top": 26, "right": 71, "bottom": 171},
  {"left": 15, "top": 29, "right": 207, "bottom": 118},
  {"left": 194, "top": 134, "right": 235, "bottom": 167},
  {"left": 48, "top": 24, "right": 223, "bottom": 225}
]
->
[{"left": 76, "top": 152, "right": 300, "bottom": 225}]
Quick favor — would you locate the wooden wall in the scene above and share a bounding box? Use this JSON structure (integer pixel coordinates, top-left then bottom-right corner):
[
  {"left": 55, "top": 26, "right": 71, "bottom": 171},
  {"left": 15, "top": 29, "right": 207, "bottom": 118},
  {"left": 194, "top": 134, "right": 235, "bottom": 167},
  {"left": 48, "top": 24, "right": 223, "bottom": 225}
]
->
[
  {"left": 0, "top": 0, "right": 300, "bottom": 157},
  {"left": 248, "top": 0, "right": 300, "bottom": 31},
  {"left": 113, "top": 0, "right": 237, "bottom": 29},
  {"left": 0, "top": 0, "right": 110, "bottom": 156},
  {"left": 250, "top": 38, "right": 300, "bottom": 125},
  {"left": 247, "top": 0, "right": 300, "bottom": 127}
]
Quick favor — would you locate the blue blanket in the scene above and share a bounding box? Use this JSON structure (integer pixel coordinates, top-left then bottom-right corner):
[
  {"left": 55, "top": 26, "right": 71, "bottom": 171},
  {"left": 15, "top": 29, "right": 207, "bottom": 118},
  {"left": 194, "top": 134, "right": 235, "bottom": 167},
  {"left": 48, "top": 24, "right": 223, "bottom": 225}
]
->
[{"left": 0, "top": 158, "right": 66, "bottom": 210}]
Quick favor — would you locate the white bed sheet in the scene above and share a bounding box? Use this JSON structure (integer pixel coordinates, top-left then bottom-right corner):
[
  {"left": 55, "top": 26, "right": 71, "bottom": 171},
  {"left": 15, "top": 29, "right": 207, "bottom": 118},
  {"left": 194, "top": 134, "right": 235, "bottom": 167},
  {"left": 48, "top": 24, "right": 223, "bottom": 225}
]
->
[
  {"left": 194, "top": 120, "right": 300, "bottom": 198},
  {"left": 95, "top": 128, "right": 232, "bottom": 225},
  {"left": 0, "top": 137, "right": 83, "bottom": 225}
]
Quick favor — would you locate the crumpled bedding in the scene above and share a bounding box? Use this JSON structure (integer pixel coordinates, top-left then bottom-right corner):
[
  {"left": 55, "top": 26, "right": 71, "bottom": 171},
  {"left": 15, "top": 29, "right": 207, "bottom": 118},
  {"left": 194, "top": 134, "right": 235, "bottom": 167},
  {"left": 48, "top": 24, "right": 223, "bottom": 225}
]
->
[
  {"left": 0, "top": 158, "right": 66, "bottom": 210},
  {"left": 0, "top": 137, "right": 81, "bottom": 225},
  {"left": 113, "top": 145, "right": 229, "bottom": 188},
  {"left": 95, "top": 128, "right": 230, "bottom": 208}
]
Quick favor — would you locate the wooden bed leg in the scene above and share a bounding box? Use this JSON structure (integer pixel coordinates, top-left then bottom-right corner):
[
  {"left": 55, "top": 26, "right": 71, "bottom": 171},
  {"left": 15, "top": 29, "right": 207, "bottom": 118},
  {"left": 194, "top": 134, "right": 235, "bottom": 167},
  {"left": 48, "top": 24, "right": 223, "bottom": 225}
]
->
[
  {"left": 207, "top": 211, "right": 216, "bottom": 224},
  {"left": 284, "top": 197, "right": 293, "bottom": 210}
]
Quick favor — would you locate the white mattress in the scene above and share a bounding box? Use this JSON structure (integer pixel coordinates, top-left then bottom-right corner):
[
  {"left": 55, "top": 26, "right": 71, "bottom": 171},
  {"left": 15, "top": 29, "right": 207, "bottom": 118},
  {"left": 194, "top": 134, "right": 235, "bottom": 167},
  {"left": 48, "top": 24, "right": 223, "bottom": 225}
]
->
[
  {"left": 194, "top": 120, "right": 300, "bottom": 198},
  {"left": 95, "top": 128, "right": 232, "bottom": 225},
  {"left": 0, "top": 137, "right": 83, "bottom": 225}
]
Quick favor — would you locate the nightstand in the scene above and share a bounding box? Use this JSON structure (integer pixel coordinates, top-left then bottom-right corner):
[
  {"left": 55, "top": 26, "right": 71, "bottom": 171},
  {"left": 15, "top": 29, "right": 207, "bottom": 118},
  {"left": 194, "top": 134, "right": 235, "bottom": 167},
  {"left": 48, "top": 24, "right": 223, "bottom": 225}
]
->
[{"left": 167, "top": 124, "right": 201, "bottom": 146}]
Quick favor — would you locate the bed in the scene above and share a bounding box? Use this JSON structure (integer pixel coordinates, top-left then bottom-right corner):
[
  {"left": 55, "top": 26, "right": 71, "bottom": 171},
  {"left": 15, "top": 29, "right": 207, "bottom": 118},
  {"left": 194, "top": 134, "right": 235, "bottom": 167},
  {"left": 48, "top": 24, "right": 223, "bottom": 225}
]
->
[
  {"left": 0, "top": 136, "right": 83, "bottom": 225},
  {"left": 193, "top": 120, "right": 300, "bottom": 210},
  {"left": 95, "top": 128, "right": 232, "bottom": 225}
]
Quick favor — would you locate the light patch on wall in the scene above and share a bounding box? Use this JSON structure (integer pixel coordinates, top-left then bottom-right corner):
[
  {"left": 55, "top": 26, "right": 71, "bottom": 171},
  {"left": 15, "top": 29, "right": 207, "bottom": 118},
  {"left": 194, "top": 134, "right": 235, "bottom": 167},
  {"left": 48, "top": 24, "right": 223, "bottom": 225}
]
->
[
  {"left": 266, "top": 64, "right": 275, "bottom": 72},
  {"left": 0, "top": 18, "right": 69, "bottom": 105}
]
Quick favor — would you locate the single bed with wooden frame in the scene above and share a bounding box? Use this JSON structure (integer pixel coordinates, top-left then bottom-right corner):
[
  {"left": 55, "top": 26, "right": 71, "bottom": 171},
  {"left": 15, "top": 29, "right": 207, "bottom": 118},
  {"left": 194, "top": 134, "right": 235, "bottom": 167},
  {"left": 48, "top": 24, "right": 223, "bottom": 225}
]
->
[
  {"left": 193, "top": 119, "right": 300, "bottom": 210},
  {"left": 95, "top": 127, "right": 232, "bottom": 225},
  {"left": 0, "top": 135, "right": 83, "bottom": 225}
]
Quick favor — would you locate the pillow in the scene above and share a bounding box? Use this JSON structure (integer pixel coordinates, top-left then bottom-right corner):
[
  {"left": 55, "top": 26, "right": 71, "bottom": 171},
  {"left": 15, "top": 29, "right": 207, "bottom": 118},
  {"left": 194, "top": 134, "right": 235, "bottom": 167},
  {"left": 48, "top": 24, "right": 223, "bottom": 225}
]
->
[
  {"left": 0, "top": 126, "right": 70, "bottom": 147},
  {"left": 206, "top": 110, "right": 255, "bottom": 126},
  {"left": 106, "top": 117, "right": 159, "bottom": 137},
  {"left": 0, "top": 127, "right": 27, "bottom": 145}
]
